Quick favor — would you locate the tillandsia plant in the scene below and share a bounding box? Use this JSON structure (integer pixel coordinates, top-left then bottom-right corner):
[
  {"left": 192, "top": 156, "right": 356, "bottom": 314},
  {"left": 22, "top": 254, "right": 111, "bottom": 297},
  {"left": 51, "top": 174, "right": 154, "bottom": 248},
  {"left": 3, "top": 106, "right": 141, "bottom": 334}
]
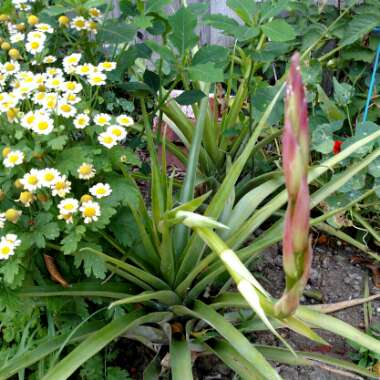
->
[
  {"left": 275, "top": 53, "right": 312, "bottom": 318},
  {"left": 2, "top": 50, "right": 380, "bottom": 379}
]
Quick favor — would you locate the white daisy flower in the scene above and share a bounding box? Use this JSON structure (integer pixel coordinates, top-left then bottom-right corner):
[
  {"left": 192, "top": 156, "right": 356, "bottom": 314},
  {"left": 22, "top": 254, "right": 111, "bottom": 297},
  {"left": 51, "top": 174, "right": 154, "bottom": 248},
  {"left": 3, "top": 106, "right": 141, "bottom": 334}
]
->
[
  {"left": 10, "top": 32, "right": 25, "bottom": 43},
  {"left": 27, "top": 31, "right": 46, "bottom": 42},
  {"left": 75, "top": 63, "right": 95, "bottom": 76},
  {"left": 32, "top": 113, "right": 54, "bottom": 135},
  {"left": 25, "top": 39, "right": 44, "bottom": 55},
  {"left": 43, "top": 55, "right": 57, "bottom": 64},
  {"left": 58, "top": 213, "right": 74, "bottom": 224},
  {"left": 0, "top": 240, "right": 15, "bottom": 260},
  {"left": 73, "top": 113, "right": 90, "bottom": 129},
  {"left": 20, "top": 169, "right": 42, "bottom": 192},
  {"left": 39, "top": 168, "right": 61, "bottom": 187},
  {"left": 35, "top": 23, "right": 54, "bottom": 33},
  {"left": 58, "top": 198, "right": 79, "bottom": 215},
  {"left": 80, "top": 200, "right": 101, "bottom": 223},
  {"left": 57, "top": 101, "right": 77, "bottom": 118},
  {"left": 45, "top": 76, "right": 64, "bottom": 90},
  {"left": 106, "top": 125, "right": 127, "bottom": 141},
  {"left": 98, "top": 132, "right": 117, "bottom": 149},
  {"left": 51, "top": 176, "right": 71, "bottom": 198},
  {"left": 70, "top": 17, "right": 87, "bottom": 31},
  {"left": 89, "top": 183, "right": 112, "bottom": 198},
  {"left": 1, "top": 61, "right": 20, "bottom": 74},
  {"left": 116, "top": 114, "right": 134, "bottom": 127},
  {"left": 61, "top": 81, "right": 82, "bottom": 93},
  {"left": 98, "top": 61, "right": 116, "bottom": 72},
  {"left": 3, "top": 150, "right": 24, "bottom": 168},
  {"left": 77, "top": 162, "right": 96, "bottom": 180},
  {"left": 87, "top": 72, "right": 106, "bottom": 86},
  {"left": 93, "top": 113, "right": 111, "bottom": 126},
  {"left": 63, "top": 53, "right": 81, "bottom": 72},
  {"left": 2, "top": 234, "right": 21, "bottom": 247}
]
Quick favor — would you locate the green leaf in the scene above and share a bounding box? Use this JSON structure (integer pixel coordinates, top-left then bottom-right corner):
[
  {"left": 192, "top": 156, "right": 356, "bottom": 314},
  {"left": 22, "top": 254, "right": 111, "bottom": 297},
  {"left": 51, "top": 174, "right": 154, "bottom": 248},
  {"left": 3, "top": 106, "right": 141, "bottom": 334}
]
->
[
  {"left": 98, "top": 21, "right": 138, "bottom": 44},
  {"left": 41, "top": 311, "right": 170, "bottom": 380},
  {"left": 227, "top": 0, "right": 257, "bottom": 24},
  {"left": 74, "top": 247, "right": 107, "bottom": 279},
  {"left": 109, "top": 208, "right": 138, "bottom": 248},
  {"left": 133, "top": 15, "right": 153, "bottom": 29},
  {"left": 170, "top": 338, "right": 193, "bottom": 380},
  {"left": 317, "top": 85, "right": 345, "bottom": 122},
  {"left": 144, "top": 40, "right": 176, "bottom": 63},
  {"left": 0, "top": 259, "right": 20, "bottom": 285},
  {"left": 175, "top": 90, "right": 206, "bottom": 105},
  {"left": 340, "top": 14, "right": 380, "bottom": 47},
  {"left": 47, "top": 135, "right": 68, "bottom": 151},
  {"left": 203, "top": 14, "right": 259, "bottom": 41},
  {"left": 333, "top": 77, "right": 353, "bottom": 106},
  {"left": 192, "top": 45, "right": 229, "bottom": 67},
  {"left": 145, "top": 0, "right": 171, "bottom": 13},
  {"left": 61, "top": 226, "right": 86, "bottom": 255},
  {"left": 188, "top": 64, "right": 224, "bottom": 83},
  {"left": 261, "top": 19, "right": 296, "bottom": 42},
  {"left": 168, "top": 7, "right": 198, "bottom": 56},
  {"left": 41, "top": 5, "right": 69, "bottom": 16},
  {"left": 34, "top": 222, "right": 60, "bottom": 248},
  {"left": 369, "top": 157, "right": 380, "bottom": 177},
  {"left": 312, "top": 128, "right": 334, "bottom": 154},
  {"left": 55, "top": 146, "right": 94, "bottom": 176}
]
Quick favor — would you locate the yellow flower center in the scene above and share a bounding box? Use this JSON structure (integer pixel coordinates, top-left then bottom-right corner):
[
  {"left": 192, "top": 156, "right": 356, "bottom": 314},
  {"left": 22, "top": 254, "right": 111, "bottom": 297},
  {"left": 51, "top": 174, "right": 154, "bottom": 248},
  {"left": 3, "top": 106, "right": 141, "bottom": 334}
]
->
[
  {"left": 96, "top": 188, "right": 106, "bottom": 195},
  {"left": 30, "top": 41, "right": 40, "bottom": 49},
  {"left": 79, "top": 165, "right": 92, "bottom": 175},
  {"left": 64, "top": 203, "right": 74, "bottom": 210},
  {"left": 44, "top": 173, "right": 54, "bottom": 181},
  {"left": 9, "top": 154, "right": 19, "bottom": 163},
  {"left": 74, "top": 20, "right": 85, "bottom": 28},
  {"left": 60, "top": 104, "right": 71, "bottom": 113},
  {"left": 0, "top": 246, "right": 10, "bottom": 255},
  {"left": 112, "top": 128, "right": 121, "bottom": 136},
  {"left": 83, "top": 207, "right": 96, "bottom": 217},
  {"left": 37, "top": 121, "right": 49, "bottom": 130},
  {"left": 102, "top": 136, "right": 113, "bottom": 144},
  {"left": 27, "top": 175, "right": 38, "bottom": 185}
]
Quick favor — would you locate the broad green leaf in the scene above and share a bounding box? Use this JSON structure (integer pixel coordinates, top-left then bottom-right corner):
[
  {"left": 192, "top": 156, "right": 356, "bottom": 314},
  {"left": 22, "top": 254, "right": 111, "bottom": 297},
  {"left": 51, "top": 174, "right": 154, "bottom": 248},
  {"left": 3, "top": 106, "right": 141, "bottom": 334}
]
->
[
  {"left": 227, "top": 0, "right": 258, "bottom": 24},
  {"left": 369, "top": 157, "right": 380, "bottom": 177},
  {"left": 144, "top": 40, "right": 176, "bottom": 63},
  {"left": 333, "top": 77, "right": 353, "bottom": 106},
  {"left": 98, "top": 21, "right": 138, "bottom": 44},
  {"left": 47, "top": 135, "right": 68, "bottom": 151},
  {"left": 312, "top": 128, "right": 334, "bottom": 154},
  {"left": 41, "top": 5, "right": 69, "bottom": 16},
  {"left": 261, "top": 19, "right": 296, "bottom": 42},
  {"left": 168, "top": 7, "right": 198, "bottom": 56},
  {"left": 188, "top": 64, "right": 224, "bottom": 83},
  {"left": 175, "top": 90, "right": 206, "bottom": 105},
  {"left": 317, "top": 85, "right": 345, "bottom": 121},
  {"left": 192, "top": 45, "right": 229, "bottom": 67},
  {"left": 61, "top": 226, "right": 86, "bottom": 255},
  {"left": 340, "top": 14, "right": 380, "bottom": 47},
  {"left": 145, "top": 0, "right": 171, "bottom": 13},
  {"left": 74, "top": 248, "right": 107, "bottom": 279},
  {"left": 203, "top": 14, "right": 259, "bottom": 41}
]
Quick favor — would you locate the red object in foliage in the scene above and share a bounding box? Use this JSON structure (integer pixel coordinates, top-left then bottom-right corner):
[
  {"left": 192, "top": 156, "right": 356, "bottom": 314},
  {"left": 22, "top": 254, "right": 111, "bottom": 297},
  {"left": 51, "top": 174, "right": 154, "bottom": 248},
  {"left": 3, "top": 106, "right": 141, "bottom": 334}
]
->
[{"left": 333, "top": 140, "right": 343, "bottom": 154}]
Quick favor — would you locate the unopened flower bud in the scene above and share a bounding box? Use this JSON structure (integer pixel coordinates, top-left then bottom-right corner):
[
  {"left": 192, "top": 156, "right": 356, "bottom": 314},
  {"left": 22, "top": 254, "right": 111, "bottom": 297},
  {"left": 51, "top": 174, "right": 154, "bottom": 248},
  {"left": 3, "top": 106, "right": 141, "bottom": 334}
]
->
[
  {"left": 80, "top": 194, "right": 93, "bottom": 203},
  {"left": 58, "top": 15, "right": 70, "bottom": 26},
  {"left": 27, "top": 15, "right": 39, "bottom": 25},
  {"left": 2, "top": 146, "right": 11, "bottom": 157},
  {"left": 0, "top": 14, "right": 10, "bottom": 22},
  {"left": 14, "top": 179, "right": 23, "bottom": 189},
  {"left": 15, "top": 23, "right": 25, "bottom": 32},
  {"left": 37, "top": 193, "right": 49, "bottom": 202},
  {"left": 0, "top": 189, "right": 5, "bottom": 201},
  {"left": 8, "top": 48, "right": 21, "bottom": 60},
  {"left": 5, "top": 208, "right": 22, "bottom": 223},
  {"left": 19, "top": 191, "right": 34, "bottom": 206},
  {"left": 1, "top": 42, "right": 11, "bottom": 51}
]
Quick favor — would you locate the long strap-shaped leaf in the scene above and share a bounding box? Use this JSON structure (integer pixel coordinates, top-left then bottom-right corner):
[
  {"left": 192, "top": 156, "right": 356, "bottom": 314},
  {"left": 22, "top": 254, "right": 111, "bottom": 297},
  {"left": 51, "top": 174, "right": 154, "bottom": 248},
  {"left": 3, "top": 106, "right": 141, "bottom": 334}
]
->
[
  {"left": 170, "top": 337, "right": 193, "bottom": 380},
  {"left": 41, "top": 311, "right": 171, "bottom": 380},
  {"left": 204, "top": 340, "right": 264, "bottom": 380},
  {"left": 109, "top": 290, "right": 180, "bottom": 308},
  {"left": 173, "top": 301, "right": 282, "bottom": 380}
]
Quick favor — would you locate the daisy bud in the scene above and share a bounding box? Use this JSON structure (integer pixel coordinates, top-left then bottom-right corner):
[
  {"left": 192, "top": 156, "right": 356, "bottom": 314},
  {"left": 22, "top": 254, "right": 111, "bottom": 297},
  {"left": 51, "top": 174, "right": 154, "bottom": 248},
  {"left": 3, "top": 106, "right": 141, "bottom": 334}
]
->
[
  {"left": 8, "top": 48, "right": 21, "bottom": 60},
  {"left": 19, "top": 191, "right": 34, "bottom": 206},
  {"left": 80, "top": 194, "right": 93, "bottom": 203},
  {"left": 5, "top": 209, "right": 22, "bottom": 223},
  {"left": 0, "top": 189, "right": 5, "bottom": 201},
  {"left": 58, "top": 15, "right": 70, "bottom": 26},
  {"left": 2, "top": 146, "right": 11, "bottom": 158},
  {"left": 16, "top": 23, "right": 25, "bottom": 32},
  {"left": 1, "top": 42, "right": 11, "bottom": 51},
  {"left": 0, "top": 14, "right": 10, "bottom": 22},
  {"left": 37, "top": 193, "right": 49, "bottom": 203},
  {"left": 275, "top": 53, "right": 312, "bottom": 319},
  {"left": 27, "top": 15, "right": 39, "bottom": 26},
  {"left": 14, "top": 179, "right": 23, "bottom": 189}
]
